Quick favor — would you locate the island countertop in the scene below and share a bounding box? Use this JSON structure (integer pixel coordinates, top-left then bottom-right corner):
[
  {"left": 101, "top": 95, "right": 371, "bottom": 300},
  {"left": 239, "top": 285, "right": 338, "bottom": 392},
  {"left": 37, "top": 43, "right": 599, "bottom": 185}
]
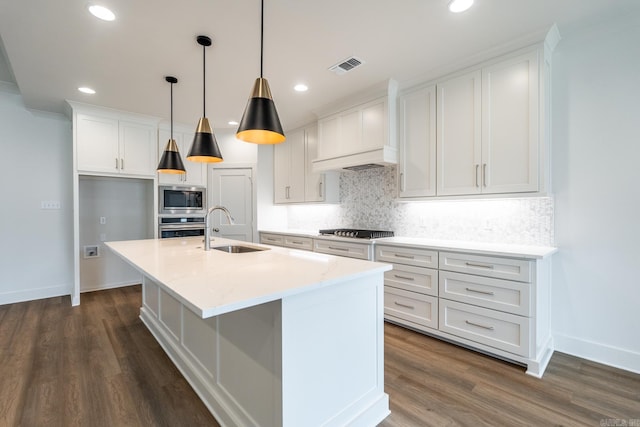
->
[{"left": 106, "top": 236, "right": 391, "bottom": 319}]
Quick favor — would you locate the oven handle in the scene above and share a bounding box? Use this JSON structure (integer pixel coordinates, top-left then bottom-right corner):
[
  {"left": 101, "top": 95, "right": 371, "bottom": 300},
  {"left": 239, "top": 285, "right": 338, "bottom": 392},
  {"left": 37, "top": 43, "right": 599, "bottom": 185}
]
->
[{"left": 158, "top": 223, "right": 206, "bottom": 231}]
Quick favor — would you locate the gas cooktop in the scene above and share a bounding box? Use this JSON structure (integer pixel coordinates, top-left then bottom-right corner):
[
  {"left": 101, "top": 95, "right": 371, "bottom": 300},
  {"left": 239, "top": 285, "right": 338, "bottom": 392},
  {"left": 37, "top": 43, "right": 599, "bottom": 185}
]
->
[{"left": 318, "top": 229, "right": 394, "bottom": 239}]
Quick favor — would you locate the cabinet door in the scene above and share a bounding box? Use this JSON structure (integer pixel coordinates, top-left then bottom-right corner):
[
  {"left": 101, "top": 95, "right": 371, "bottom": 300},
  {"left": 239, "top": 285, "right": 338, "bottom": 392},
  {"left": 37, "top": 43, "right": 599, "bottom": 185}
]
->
[
  {"left": 304, "top": 125, "right": 325, "bottom": 202},
  {"left": 361, "top": 100, "right": 386, "bottom": 152},
  {"left": 437, "top": 70, "right": 482, "bottom": 196},
  {"left": 76, "top": 114, "right": 120, "bottom": 173},
  {"left": 399, "top": 86, "right": 437, "bottom": 197},
  {"left": 340, "top": 109, "right": 361, "bottom": 155},
  {"left": 273, "top": 140, "right": 290, "bottom": 203},
  {"left": 317, "top": 116, "right": 340, "bottom": 160},
  {"left": 482, "top": 50, "right": 539, "bottom": 193},
  {"left": 119, "top": 120, "right": 156, "bottom": 177},
  {"left": 288, "top": 129, "right": 306, "bottom": 202}
]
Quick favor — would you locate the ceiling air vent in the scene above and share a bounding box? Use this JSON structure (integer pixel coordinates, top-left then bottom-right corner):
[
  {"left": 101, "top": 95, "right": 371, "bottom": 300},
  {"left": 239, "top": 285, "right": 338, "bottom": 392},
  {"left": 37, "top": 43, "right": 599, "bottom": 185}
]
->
[{"left": 329, "top": 56, "right": 365, "bottom": 75}]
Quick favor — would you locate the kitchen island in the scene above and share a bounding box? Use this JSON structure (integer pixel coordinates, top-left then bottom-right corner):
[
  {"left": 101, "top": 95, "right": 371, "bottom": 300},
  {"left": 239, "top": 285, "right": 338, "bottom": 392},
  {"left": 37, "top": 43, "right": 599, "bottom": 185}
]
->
[{"left": 106, "top": 237, "right": 391, "bottom": 427}]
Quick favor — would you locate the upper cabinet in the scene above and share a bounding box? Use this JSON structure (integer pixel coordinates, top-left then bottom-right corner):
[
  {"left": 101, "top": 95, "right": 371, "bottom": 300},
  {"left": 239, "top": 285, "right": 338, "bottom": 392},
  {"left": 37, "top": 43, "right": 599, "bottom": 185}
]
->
[
  {"left": 398, "top": 85, "right": 437, "bottom": 198},
  {"left": 313, "top": 79, "right": 398, "bottom": 172},
  {"left": 72, "top": 104, "right": 159, "bottom": 178},
  {"left": 157, "top": 126, "right": 206, "bottom": 186},
  {"left": 274, "top": 124, "right": 338, "bottom": 204},
  {"left": 398, "top": 39, "right": 555, "bottom": 199}
]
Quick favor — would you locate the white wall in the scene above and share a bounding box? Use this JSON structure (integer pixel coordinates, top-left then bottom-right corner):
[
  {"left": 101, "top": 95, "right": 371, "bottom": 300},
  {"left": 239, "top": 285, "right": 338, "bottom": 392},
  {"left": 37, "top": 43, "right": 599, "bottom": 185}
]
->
[
  {"left": 0, "top": 84, "right": 74, "bottom": 304},
  {"left": 79, "top": 176, "right": 153, "bottom": 292},
  {"left": 551, "top": 15, "right": 640, "bottom": 373}
]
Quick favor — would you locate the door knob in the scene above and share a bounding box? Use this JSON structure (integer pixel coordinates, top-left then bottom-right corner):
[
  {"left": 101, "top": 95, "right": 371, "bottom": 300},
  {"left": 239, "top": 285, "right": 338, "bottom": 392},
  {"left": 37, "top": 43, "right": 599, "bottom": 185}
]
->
[{"left": 213, "top": 228, "right": 220, "bottom": 232}]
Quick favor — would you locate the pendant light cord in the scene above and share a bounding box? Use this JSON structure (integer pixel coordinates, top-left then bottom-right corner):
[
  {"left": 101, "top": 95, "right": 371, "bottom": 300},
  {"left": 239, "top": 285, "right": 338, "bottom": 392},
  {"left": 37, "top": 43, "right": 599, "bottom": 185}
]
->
[
  {"left": 260, "top": 0, "right": 264, "bottom": 78},
  {"left": 203, "top": 44, "right": 206, "bottom": 117},
  {"left": 170, "top": 81, "right": 174, "bottom": 139}
]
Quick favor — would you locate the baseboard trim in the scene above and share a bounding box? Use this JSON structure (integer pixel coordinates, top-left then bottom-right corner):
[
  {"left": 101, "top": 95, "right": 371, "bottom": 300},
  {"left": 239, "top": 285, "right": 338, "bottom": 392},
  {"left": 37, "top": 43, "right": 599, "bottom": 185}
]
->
[
  {"left": 553, "top": 332, "right": 640, "bottom": 375},
  {"left": 80, "top": 280, "right": 141, "bottom": 293},
  {"left": 0, "top": 284, "right": 71, "bottom": 306}
]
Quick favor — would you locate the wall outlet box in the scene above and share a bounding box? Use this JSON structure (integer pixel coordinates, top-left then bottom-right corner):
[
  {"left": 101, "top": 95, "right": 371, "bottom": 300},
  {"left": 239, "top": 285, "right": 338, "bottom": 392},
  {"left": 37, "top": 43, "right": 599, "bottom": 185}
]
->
[{"left": 84, "top": 245, "right": 100, "bottom": 258}]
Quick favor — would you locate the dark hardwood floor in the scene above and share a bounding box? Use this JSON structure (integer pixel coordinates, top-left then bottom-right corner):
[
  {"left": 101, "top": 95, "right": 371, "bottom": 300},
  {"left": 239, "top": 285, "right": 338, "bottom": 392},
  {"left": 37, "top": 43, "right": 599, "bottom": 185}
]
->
[{"left": 1, "top": 286, "right": 638, "bottom": 426}]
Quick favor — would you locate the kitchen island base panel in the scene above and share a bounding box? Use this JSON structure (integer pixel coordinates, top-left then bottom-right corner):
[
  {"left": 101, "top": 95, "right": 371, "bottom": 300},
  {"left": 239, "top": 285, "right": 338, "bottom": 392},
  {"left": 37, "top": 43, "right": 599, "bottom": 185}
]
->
[{"left": 141, "top": 274, "right": 389, "bottom": 426}]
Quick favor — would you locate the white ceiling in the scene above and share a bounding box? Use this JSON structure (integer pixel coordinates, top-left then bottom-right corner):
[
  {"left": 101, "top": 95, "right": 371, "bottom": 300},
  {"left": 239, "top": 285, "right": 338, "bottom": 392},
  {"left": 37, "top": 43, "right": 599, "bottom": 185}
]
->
[{"left": 1, "top": 0, "right": 638, "bottom": 131}]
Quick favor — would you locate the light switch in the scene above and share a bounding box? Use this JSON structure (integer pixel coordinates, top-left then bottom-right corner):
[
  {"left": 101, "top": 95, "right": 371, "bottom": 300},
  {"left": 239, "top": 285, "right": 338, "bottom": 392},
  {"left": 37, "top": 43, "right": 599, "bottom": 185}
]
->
[{"left": 100, "top": 216, "right": 106, "bottom": 224}]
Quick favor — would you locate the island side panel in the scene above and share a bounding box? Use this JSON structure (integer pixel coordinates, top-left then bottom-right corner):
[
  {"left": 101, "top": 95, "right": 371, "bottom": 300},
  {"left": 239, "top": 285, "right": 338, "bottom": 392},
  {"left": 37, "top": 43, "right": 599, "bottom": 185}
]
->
[
  {"left": 140, "top": 275, "right": 283, "bottom": 427},
  {"left": 280, "top": 272, "right": 390, "bottom": 426}
]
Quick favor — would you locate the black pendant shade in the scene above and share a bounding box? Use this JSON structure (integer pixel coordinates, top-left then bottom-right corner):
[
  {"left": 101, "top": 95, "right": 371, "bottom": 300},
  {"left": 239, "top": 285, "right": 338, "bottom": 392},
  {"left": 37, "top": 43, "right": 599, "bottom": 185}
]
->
[
  {"left": 236, "top": 78, "right": 285, "bottom": 144},
  {"left": 157, "top": 76, "right": 186, "bottom": 174},
  {"left": 235, "top": 0, "right": 285, "bottom": 144},
  {"left": 187, "top": 35, "right": 223, "bottom": 163}
]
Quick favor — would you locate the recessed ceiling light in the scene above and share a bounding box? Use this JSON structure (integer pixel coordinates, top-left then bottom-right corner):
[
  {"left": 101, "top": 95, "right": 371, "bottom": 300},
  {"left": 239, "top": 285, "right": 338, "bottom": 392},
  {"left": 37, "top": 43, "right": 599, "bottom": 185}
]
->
[
  {"left": 228, "top": 120, "right": 239, "bottom": 126},
  {"left": 78, "top": 87, "right": 96, "bottom": 94},
  {"left": 88, "top": 4, "right": 116, "bottom": 21},
  {"left": 294, "top": 84, "right": 308, "bottom": 92},
  {"left": 448, "top": 0, "right": 474, "bottom": 13}
]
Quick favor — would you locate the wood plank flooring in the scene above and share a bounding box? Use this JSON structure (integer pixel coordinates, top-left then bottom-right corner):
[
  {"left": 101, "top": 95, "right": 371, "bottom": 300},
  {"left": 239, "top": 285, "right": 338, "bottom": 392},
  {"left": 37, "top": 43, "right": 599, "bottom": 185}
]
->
[{"left": 1, "top": 285, "right": 638, "bottom": 426}]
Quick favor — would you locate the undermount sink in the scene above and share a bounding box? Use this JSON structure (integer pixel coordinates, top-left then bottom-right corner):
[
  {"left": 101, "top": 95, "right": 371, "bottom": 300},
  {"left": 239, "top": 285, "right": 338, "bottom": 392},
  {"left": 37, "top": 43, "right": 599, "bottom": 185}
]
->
[{"left": 211, "top": 245, "right": 269, "bottom": 253}]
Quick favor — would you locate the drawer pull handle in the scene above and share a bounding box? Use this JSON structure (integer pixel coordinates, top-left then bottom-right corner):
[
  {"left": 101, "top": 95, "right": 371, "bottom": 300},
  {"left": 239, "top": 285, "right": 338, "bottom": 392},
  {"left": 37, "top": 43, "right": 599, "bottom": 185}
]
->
[
  {"left": 465, "top": 287, "right": 495, "bottom": 296},
  {"left": 394, "top": 274, "right": 415, "bottom": 281},
  {"left": 291, "top": 241, "right": 304, "bottom": 244},
  {"left": 394, "top": 302, "right": 415, "bottom": 310},
  {"left": 394, "top": 254, "right": 415, "bottom": 259},
  {"left": 328, "top": 246, "right": 349, "bottom": 251},
  {"left": 465, "top": 320, "right": 495, "bottom": 330},
  {"left": 465, "top": 262, "right": 494, "bottom": 269}
]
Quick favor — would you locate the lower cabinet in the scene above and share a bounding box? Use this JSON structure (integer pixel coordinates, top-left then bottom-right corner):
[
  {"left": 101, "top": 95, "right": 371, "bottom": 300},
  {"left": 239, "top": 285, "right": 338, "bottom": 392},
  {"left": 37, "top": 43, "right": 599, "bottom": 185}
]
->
[{"left": 376, "top": 244, "right": 553, "bottom": 377}]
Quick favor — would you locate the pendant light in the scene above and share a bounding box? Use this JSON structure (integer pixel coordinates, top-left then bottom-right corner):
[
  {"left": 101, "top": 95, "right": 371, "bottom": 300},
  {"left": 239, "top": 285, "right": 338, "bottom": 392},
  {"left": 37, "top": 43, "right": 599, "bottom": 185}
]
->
[
  {"left": 236, "top": 0, "right": 285, "bottom": 144},
  {"left": 157, "top": 76, "right": 186, "bottom": 174},
  {"left": 187, "top": 35, "right": 223, "bottom": 162}
]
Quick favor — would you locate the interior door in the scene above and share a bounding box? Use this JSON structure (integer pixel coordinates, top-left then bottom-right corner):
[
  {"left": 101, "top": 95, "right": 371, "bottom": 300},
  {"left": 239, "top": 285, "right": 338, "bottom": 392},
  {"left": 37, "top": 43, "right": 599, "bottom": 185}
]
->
[{"left": 208, "top": 167, "right": 254, "bottom": 242}]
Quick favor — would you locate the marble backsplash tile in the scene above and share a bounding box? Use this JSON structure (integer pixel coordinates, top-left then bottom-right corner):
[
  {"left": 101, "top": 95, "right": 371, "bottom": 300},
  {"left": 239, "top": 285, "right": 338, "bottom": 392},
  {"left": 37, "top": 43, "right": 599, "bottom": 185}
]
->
[{"left": 287, "top": 166, "right": 554, "bottom": 246}]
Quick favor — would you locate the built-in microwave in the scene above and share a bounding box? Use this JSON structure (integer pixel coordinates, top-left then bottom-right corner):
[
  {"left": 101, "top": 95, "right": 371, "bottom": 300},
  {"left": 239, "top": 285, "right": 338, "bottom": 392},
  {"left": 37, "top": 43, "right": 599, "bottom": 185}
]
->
[{"left": 159, "top": 185, "right": 206, "bottom": 215}]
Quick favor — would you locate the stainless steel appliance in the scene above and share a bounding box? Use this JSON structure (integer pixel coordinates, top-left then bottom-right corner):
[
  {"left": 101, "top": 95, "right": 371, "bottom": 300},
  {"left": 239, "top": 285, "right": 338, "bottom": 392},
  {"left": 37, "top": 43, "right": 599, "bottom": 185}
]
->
[
  {"left": 319, "top": 229, "right": 394, "bottom": 239},
  {"left": 159, "top": 185, "right": 206, "bottom": 215},
  {"left": 159, "top": 216, "right": 205, "bottom": 239}
]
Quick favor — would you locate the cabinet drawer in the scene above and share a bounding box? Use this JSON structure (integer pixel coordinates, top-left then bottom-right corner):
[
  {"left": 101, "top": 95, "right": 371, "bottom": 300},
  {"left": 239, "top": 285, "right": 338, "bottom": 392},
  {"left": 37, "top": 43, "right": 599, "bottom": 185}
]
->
[
  {"left": 439, "top": 299, "right": 530, "bottom": 357},
  {"left": 376, "top": 245, "right": 438, "bottom": 268},
  {"left": 313, "top": 239, "right": 372, "bottom": 260},
  {"left": 385, "top": 287, "right": 438, "bottom": 330},
  {"left": 385, "top": 264, "right": 438, "bottom": 297},
  {"left": 260, "top": 233, "right": 285, "bottom": 246},
  {"left": 439, "top": 252, "right": 531, "bottom": 282},
  {"left": 439, "top": 271, "right": 530, "bottom": 316},
  {"left": 283, "top": 235, "right": 313, "bottom": 251}
]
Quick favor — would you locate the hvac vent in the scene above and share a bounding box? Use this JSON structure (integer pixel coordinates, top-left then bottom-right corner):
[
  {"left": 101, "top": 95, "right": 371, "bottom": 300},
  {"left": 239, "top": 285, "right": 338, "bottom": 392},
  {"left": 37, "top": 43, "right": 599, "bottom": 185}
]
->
[{"left": 329, "top": 56, "right": 365, "bottom": 75}]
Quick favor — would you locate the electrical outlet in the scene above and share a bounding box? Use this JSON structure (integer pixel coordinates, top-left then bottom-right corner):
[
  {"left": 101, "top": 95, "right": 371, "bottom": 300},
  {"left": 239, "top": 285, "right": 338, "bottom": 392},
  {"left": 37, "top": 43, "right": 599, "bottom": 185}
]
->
[
  {"left": 100, "top": 233, "right": 106, "bottom": 242},
  {"left": 41, "top": 200, "right": 61, "bottom": 209},
  {"left": 84, "top": 245, "right": 99, "bottom": 258}
]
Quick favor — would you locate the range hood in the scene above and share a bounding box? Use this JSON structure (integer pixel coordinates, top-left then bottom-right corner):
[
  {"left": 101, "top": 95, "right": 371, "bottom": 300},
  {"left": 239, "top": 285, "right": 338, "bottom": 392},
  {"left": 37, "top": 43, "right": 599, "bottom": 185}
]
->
[
  {"left": 312, "top": 79, "right": 398, "bottom": 173},
  {"left": 312, "top": 147, "right": 397, "bottom": 172}
]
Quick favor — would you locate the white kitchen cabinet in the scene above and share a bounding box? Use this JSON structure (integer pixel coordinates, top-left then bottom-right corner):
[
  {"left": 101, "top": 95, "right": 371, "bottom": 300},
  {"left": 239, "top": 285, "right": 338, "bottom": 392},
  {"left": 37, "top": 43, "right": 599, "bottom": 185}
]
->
[
  {"left": 436, "top": 49, "right": 540, "bottom": 196},
  {"left": 274, "top": 128, "right": 306, "bottom": 203},
  {"left": 481, "top": 50, "right": 539, "bottom": 193},
  {"left": 376, "top": 244, "right": 439, "bottom": 331},
  {"left": 376, "top": 241, "right": 554, "bottom": 377},
  {"left": 157, "top": 127, "right": 206, "bottom": 186},
  {"left": 274, "top": 124, "right": 338, "bottom": 204},
  {"left": 398, "top": 85, "right": 437, "bottom": 198},
  {"left": 436, "top": 70, "right": 482, "bottom": 196},
  {"left": 76, "top": 111, "right": 157, "bottom": 178}
]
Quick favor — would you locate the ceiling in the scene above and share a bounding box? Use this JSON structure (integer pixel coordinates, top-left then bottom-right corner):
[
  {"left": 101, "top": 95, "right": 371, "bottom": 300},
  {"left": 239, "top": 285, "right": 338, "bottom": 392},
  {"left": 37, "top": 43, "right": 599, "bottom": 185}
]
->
[{"left": 1, "top": 0, "right": 638, "bottom": 131}]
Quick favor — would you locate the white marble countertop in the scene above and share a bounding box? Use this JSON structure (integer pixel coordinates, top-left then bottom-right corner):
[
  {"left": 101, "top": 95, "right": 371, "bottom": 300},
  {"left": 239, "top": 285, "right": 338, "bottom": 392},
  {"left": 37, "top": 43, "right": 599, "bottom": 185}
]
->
[
  {"left": 106, "top": 237, "right": 391, "bottom": 318},
  {"left": 259, "top": 229, "right": 557, "bottom": 259}
]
